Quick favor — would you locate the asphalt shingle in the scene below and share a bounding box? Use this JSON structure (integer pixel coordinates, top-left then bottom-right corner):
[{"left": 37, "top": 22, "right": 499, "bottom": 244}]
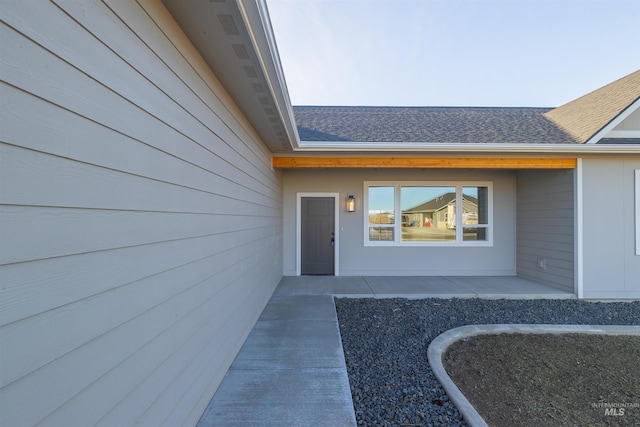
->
[
  {"left": 544, "top": 70, "right": 640, "bottom": 143},
  {"left": 294, "top": 106, "right": 579, "bottom": 144},
  {"left": 293, "top": 70, "right": 640, "bottom": 145}
]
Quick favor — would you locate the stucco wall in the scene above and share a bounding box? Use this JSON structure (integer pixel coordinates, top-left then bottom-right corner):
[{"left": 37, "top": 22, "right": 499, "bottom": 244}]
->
[
  {"left": 581, "top": 156, "right": 640, "bottom": 298},
  {"left": 283, "top": 168, "right": 516, "bottom": 276},
  {"left": 0, "top": 1, "right": 282, "bottom": 425}
]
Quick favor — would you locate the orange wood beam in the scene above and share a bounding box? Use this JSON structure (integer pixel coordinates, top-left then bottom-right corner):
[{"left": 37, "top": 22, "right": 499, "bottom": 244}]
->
[{"left": 272, "top": 157, "right": 577, "bottom": 169}]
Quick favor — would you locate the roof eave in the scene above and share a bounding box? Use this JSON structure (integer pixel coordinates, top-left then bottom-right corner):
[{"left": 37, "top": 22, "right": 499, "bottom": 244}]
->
[
  {"left": 162, "top": 0, "right": 299, "bottom": 152},
  {"left": 295, "top": 141, "right": 640, "bottom": 154},
  {"left": 238, "top": 0, "right": 301, "bottom": 149}
]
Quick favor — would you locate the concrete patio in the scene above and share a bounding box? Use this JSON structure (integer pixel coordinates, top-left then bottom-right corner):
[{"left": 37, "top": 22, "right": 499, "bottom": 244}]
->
[{"left": 197, "top": 276, "right": 574, "bottom": 426}]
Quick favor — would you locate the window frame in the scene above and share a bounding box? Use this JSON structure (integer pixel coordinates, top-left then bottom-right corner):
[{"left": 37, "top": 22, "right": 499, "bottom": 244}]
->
[{"left": 364, "top": 180, "right": 493, "bottom": 247}]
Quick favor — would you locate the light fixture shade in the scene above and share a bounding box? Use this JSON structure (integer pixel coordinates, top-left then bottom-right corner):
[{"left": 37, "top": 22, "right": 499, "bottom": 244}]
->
[{"left": 347, "top": 195, "right": 356, "bottom": 212}]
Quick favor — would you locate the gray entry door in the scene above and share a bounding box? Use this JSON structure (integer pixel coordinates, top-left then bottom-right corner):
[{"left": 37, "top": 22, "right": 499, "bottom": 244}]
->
[{"left": 301, "top": 197, "right": 335, "bottom": 275}]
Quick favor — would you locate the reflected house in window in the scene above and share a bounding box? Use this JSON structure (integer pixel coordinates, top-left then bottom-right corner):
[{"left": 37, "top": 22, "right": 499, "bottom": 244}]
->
[{"left": 402, "top": 192, "right": 478, "bottom": 230}]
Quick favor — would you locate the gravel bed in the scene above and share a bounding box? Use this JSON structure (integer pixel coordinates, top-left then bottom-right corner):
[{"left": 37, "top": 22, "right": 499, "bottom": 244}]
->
[{"left": 335, "top": 298, "right": 640, "bottom": 427}]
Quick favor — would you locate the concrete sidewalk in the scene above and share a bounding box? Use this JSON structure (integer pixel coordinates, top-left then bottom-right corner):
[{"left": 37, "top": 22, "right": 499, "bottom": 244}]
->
[
  {"left": 196, "top": 293, "right": 356, "bottom": 426},
  {"left": 197, "top": 276, "right": 573, "bottom": 426}
]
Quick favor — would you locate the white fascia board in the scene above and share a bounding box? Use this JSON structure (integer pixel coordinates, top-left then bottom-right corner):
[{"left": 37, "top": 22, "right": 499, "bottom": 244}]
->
[
  {"left": 585, "top": 97, "right": 640, "bottom": 144},
  {"left": 575, "top": 159, "right": 584, "bottom": 298},
  {"left": 636, "top": 170, "right": 640, "bottom": 256},
  {"left": 295, "top": 141, "right": 640, "bottom": 154},
  {"left": 237, "top": 0, "right": 301, "bottom": 149}
]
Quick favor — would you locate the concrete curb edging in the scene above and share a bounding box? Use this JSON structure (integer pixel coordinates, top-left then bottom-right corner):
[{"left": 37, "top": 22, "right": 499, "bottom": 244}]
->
[{"left": 427, "top": 324, "right": 640, "bottom": 427}]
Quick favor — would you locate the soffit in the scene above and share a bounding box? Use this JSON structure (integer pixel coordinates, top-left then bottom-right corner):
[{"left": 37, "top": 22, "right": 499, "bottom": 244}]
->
[{"left": 162, "top": 0, "right": 297, "bottom": 152}]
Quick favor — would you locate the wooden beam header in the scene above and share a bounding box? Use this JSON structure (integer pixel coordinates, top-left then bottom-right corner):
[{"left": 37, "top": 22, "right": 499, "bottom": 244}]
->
[{"left": 272, "top": 157, "right": 577, "bottom": 169}]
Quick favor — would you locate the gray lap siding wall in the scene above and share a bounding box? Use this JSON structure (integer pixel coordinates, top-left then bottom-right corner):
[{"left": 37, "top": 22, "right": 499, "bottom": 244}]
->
[{"left": 0, "top": 1, "right": 282, "bottom": 425}]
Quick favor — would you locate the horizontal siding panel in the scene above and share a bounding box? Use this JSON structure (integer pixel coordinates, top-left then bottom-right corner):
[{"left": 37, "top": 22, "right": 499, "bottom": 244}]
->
[
  {"left": 0, "top": 231, "right": 278, "bottom": 389},
  {"left": 0, "top": 27, "right": 277, "bottom": 199},
  {"left": 1, "top": 246, "right": 270, "bottom": 427},
  {"left": 518, "top": 262, "right": 574, "bottom": 277},
  {"left": 518, "top": 253, "right": 574, "bottom": 273},
  {"left": 58, "top": 0, "right": 275, "bottom": 180},
  {"left": 2, "top": 1, "right": 277, "bottom": 189},
  {"left": 0, "top": 223, "right": 280, "bottom": 326},
  {"left": 515, "top": 178, "right": 573, "bottom": 190},
  {"left": 515, "top": 190, "right": 574, "bottom": 205},
  {"left": 32, "top": 253, "right": 276, "bottom": 427},
  {"left": 516, "top": 170, "right": 574, "bottom": 290},
  {"left": 519, "top": 238, "right": 573, "bottom": 253},
  {"left": 103, "top": 0, "right": 259, "bottom": 145},
  {"left": 516, "top": 184, "right": 573, "bottom": 195},
  {"left": 0, "top": 145, "right": 280, "bottom": 216},
  {"left": 519, "top": 263, "right": 574, "bottom": 280},
  {"left": 515, "top": 174, "right": 573, "bottom": 189},
  {"left": 516, "top": 207, "right": 573, "bottom": 219},
  {"left": 517, "top": 200, "right": 572, "bottom": 209},
  {"left": 1, "top": 85, "right": 280, "bottom": 206},
  {"left": 1, "top": 0, "right": 283, "bottom": 425},
  {"left": 1, "top": 229, "right": 280, "bottom": 427},
  {"left": 58, "top": 0, "right": 275, "bottom": 181},
  {"left": 0, "top": 204, "right": 279, "bottom": 265},
  {"left": 516, "top": 202, "right": 573, "bottom": 214},
  {"left": 126, "top": 257, "right": 278, "bottom": 427},
  {"left": 517, "top": 231, "right": 574, "bottom": 243},
  {"left": 517, "top": 247, "right": 573, "bottom": 262},
  {"left": 517, "top": 217, "right": 573, "bottom": 228}
]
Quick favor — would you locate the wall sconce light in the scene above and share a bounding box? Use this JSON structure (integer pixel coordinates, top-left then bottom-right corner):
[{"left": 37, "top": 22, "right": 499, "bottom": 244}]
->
[{"left": 346, "top": 195, "right": 356, "bottom": 213}]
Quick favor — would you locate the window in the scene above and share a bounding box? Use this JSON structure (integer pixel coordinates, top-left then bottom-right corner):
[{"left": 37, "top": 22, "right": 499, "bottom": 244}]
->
[
  {"left": 365, "top": 181, "right": 492, "bottom": 246},
  {"left": 368, "top": 186, "right": 395, "bottom": 241}
]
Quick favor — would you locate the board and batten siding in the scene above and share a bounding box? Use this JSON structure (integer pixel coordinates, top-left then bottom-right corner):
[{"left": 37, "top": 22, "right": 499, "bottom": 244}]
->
[
  {"left": 581, "top": 157, "right": 640, "bottom": 298},
  {"left": 0, "top": 1, "right": 282, "bottom": 426},
  {"left": 516, "top": 169, "right": 575, "bottom": 292}
]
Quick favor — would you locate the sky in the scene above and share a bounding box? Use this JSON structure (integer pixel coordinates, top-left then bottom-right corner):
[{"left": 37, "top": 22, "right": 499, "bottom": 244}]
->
[{"left": 266, "top": 0, "right": 640, "bottom": 107}]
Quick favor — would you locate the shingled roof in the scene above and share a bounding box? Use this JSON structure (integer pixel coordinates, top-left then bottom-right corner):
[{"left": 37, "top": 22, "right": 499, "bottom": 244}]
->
[
  {"left": 544, "top": 70, "right": 640, "bottom": 144},
  {"left": 293, "top": 106, "right": 579, "bottom": 144},
  {"left": 404, "top": 192, "right": 478, "bottom": 213},
  {"left": 292, "top": 70, "right": 640, "bottom": 145}
]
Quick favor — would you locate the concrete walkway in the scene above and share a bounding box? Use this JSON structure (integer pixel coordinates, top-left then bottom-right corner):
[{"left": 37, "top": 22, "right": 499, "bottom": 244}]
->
[{"left": 197, "top": 276, "right": 573, "bottom": 426}]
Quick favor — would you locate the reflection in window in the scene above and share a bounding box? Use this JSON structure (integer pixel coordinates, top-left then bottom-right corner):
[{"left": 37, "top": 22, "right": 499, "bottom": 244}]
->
[
  {"left": 368, "top": 186, "right": 394, "bottom": 241},
  {"left": 462, "top": 186, "right": 489, "bottom": 241},
  {"left": 401, "top": 186, "right": 456, "bottom": 242},
  {"left": 369, "top": 227, "right": 394, "bottom": 241},
  {"left": 365, "top": 182, "right": 492, "bottom": 245}
]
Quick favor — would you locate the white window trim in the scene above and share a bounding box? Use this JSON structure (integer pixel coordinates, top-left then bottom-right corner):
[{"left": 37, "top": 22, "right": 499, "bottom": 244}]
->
[
  {"left": 364, "top": 181, "right": 493, "bottom": 247},
  {"left": 634, "top": 169, "right": 640, "bottom": 255}
]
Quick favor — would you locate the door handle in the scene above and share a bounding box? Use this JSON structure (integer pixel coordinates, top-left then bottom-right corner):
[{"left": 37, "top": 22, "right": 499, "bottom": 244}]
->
[{"left": 330, "top": 238, "right": 335, "bottom": 247}]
